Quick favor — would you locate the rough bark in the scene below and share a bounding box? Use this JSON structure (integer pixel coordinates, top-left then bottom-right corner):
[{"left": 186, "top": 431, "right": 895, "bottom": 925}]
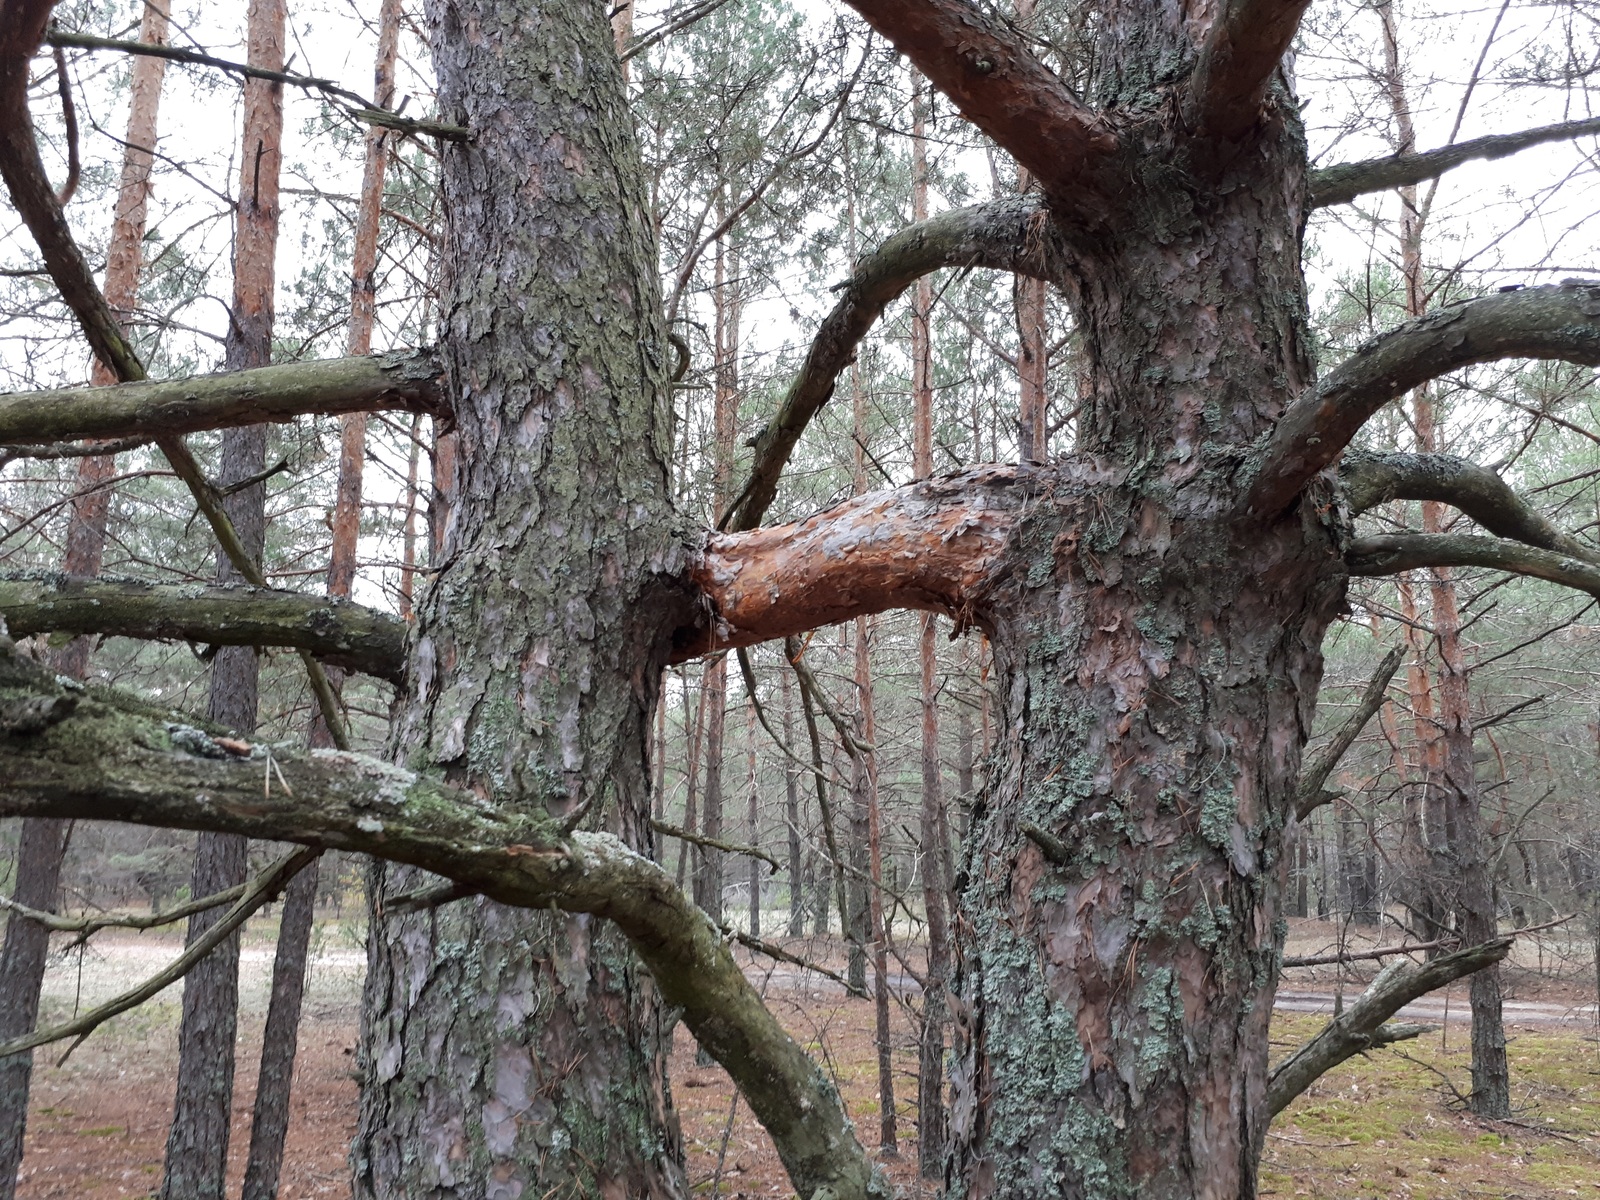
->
[
  {"left": 0, "top": 573, "right": 405, "bottom": 682},
  {"left": 353, "top": 0, "right": 697, "bottom": 1192},
  {"left": 1186, "top": 0, "right": 1310, "bottom": 143},
  {"left": 783, "top": 668, "right": 805, "bottom": 936}
]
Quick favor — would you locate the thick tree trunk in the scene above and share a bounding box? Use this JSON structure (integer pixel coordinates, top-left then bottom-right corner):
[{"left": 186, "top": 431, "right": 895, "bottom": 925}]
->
[
  {"left": 163, "top": 3, "right": 284, "bottom": 1194},
  {"left": 353, "top": 0, "right": 690, "bottom": 1192},
  {"left": 946, "top": 92, "right": 1340, "bottom": 1197}
]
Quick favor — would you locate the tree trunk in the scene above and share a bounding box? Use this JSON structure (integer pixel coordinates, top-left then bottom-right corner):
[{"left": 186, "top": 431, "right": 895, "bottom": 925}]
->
[
  {"left": 697, "top": 654, "right": 727, "bottom": 923},
  {"left": 353, "top": 0, "right": 690, "bottom": 1191},
  {"left": 909, "top": 72, "right": 949, "bottom": 1178},
  {"left": 239, "top": 861, "right": 318, "bottom": 1200},
  {"left": 946, "top": 90, "right": 1339, "bottom": 1198},
  {"left": 241, "top": 6, "right": 399, "bottom": 1194},
  {"left": 746, "top": 695, "right": 760, "bottom": 937},
  {"left": 0, "top": 820, "right": 69, "bottom": 1200},
  {"left": 783, "top": 668, "right": 805, "bottom": 936},
  {"left": 163, "top": 3, "right": 284, "bottom": 1193},
  {"left": 0, "top": 7, "right": 169, "bottom": 1191}
]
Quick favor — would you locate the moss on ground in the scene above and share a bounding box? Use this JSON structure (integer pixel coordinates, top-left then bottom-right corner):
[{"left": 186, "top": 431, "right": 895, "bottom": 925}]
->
[{"left": 1265, "top": 1012, "right": 1600, "bottom": 1197}]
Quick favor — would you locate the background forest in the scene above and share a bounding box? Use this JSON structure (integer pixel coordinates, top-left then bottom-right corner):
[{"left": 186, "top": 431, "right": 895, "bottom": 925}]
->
[{"left": 5, "top": 0, "right": 1600, "bottom": 1194}]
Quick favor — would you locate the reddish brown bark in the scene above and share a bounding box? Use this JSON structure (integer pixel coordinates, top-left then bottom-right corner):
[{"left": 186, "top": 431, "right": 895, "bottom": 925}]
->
[
  {"left": 840, "top": 0, "right": 1116, "bottom": 217},
  {"left": 688, "top": 468, "right": 1023, "bottom": 657}
]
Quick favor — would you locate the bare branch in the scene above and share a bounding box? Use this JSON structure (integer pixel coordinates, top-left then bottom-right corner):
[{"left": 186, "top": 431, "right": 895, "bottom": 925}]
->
[
  {"left": 1310, "top": 115, "right": 1600, "bottom": 209},
  {"left": 1266, "top": 937, "right": 1512, "bottom": 1119},
  {"left": 48, "top": 30, "right": 470, "bottom": 141},
  {"left": 1346, "top": 532, "right": 1600, "bottom": 598},
  {"left": 1343, "top": 450, "right": 1594, "bottom": 558},
  {"left": 0, "top": 351, "right": 443, "bottom": 446},
  {"left": 1294, "top": 645, "right": 1403, "bottom": 820},
  {"left": 0, "top": 641, "right": 878, "bottom": 1200},
  {"left": 0, "top": 875, "right": 249, "bottom": 943},
  {"left": 1187, "top": 0, "right": 1311, "bottom": 143},
  {"left": 652, "top": 817, "right": 782, "bottom": 872},
  {"left": 0, "top": 848, "right": 318, "bottom": 1064},
  {"left": 837, "top": 0, "right": 1116, "bottom": 217},
  {"left": 0, "top": 572, "right": 406, "bottom": 682},
  {"left": 722, "top": 197, "right": 1059, "bottom": 532},
  {"left": 1248, "top": 285, "right": 1600, "bottom": 516}
]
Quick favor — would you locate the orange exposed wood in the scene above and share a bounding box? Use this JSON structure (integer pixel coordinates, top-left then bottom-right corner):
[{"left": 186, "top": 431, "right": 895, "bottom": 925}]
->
[{"left": 682, "top": 468, "right": 1021, "bottom": 659}]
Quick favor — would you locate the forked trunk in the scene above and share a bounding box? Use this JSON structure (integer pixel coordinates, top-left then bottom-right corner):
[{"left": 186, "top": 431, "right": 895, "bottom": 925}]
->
[{"left": 948, "top": 108, "right": 1343, "bottom": 1198}]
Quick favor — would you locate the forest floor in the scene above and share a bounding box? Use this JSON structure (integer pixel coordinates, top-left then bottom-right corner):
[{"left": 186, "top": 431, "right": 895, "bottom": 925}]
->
[{"left": 9, "top": 915, "right": 1600, "bottom": 1198}]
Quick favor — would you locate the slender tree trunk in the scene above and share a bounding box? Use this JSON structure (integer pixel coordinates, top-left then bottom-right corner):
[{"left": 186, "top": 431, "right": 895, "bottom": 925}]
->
[
  {"left": 163, "top": 4, "right": 284, "bottom": 1196},
  {"left": 353, "top": 0, "right": 687, "bottom": 1189},
  {"left": 746, "top": 695, "right": 760, "bottom": 937},
  {"left": 0, "top": 821, "right": 69, "bottom": 1200},
  {"left": 398, "top": 412, "right": 422, "bottom": 620},
  {"left": 677, "top": 668, "right": 709, "bottom": 889},
  {"left": 1375, "top": 0, "right": 1508, "bottom": 1116},
  {"left": 241, "top": 7, "right": 398, "bottom": 1197},
  {"left": 0, "top": 6, "right": 169, "bottom": 1192},
  {"left": 697, "top": 655, "right": 727, "bottom": 923},
  {"left": 783, "top": 669, "right": 805, "bottom": 936}
]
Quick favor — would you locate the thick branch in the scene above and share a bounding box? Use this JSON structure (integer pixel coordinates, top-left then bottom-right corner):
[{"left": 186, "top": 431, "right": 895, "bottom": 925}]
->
[
  {"left": 1248, "top": 284, "right": 1600, "bottom": 516},
  {"left": 1187, "top": 0, "right": 1310, "bottom": 142},
  {"left": 1346, "top": 532, "right": 1600, "bottom": 598},
  {"left": 837, "top": 0, "right": 1116, "bottom": 215},
  {"left": 0, "top": 573, "right": 406, "bottom": 683},
  {"left": 0, "top": 643, "right": 879, "bottom": 1200},
  {"left": 1266, "top": 937, "right": 1512, "bottom": 1118},
  {"left": 0, "top": 351, "right": 443, "bottom": 446},
  {"left": 1310, "top": 115, "right": 1600, "bottom": 209},
  {"left": 723, "top": 198, "right": 1058, "bottom": 531},
  {"left": 1294, "top": 645, "right": 1403, "bottom": 820},
  {"left": 686, "top": 466, "right": 1025, "bottom": 659},
  {"left": 1342, "top": 450, "right": 1594, "bottom": 559}
]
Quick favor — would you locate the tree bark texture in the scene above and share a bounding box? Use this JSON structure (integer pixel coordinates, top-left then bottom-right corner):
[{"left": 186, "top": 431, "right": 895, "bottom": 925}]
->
[
  {"left": 943, "top": 82, "right": 1341, "bottom": 1199},
  {"left": 354, "top": 0, "right": 695, "bottom": 1192}
]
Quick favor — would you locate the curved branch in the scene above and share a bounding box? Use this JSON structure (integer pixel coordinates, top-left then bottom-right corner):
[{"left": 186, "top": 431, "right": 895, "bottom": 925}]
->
[
  {"left": 837, "top": 0, "right": 1116, "bottom": 217},
  {"left": 1310, "top": 115, "right": 1600, "bottom": 209},
  {"left": 723, "top": 199, "right": 1057, "bottom": 532},
  {"left": 0, "top": 351, "right": 444, "bottom": 446},
  {"left": 686, "top": 466, "right": 1026, "bottom": 659},
  {"left": 1248, "top": 284, "right": 1600, "bottom": 516},
  {"left": 1186, "top": 0, "right": 1311, "bottom": 143},
  {"left": 0, "top": 572, "right": 407, "bottom": 682},
  {"left": 1342, "top": 450, "right": 1594, "bottom": 558},
  {"left": 1346, "top": 532, "right": 1600, "bottom": 598},
  {"left": 0, "top": 643, "right": 879, "bottom": 1200},
  {"left": 1266, "top": 937, "right": 1512, "bottom": 1119}
]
